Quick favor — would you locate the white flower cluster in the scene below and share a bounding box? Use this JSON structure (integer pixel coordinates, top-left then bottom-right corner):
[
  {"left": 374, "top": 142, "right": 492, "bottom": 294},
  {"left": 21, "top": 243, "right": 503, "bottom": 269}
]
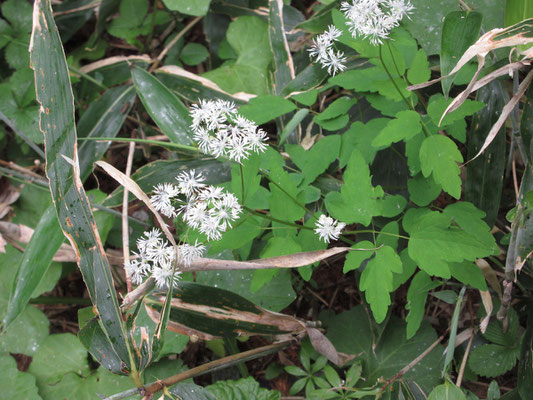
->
[
  {"left": 150, "top": 169, "right": 242, "bottom": 241},
  {"left": 125, "top": 228, "right": 205, "bottom": 289},
  {"left": 308, "top": 25, "right": 347, "bottom": 76},
  {"left": 314, "top": 214, "right": 346, "bottom": 243},
  {"left": 341, "top": 0, "right": 414, "bottom": 45},
  {"left": 190, "top": 99, "right": 268, "bottom": 163}
]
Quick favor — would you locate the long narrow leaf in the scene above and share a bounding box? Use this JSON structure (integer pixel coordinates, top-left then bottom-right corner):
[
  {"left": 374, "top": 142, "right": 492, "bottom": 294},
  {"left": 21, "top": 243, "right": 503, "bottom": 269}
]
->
[
  {"left": 29, "top": 0, "right": 131, "bottom": 369},
  {"left": 269, "top": 0, "right": 295, "bottom": 95}
]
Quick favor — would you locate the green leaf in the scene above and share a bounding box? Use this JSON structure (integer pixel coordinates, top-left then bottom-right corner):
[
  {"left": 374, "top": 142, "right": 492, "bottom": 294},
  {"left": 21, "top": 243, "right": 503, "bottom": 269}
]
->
[
  {"left": 204, "top": 16, "right": 272, "bottom": 95},
  {"left": 392, "top": 249, "right": 418, "bottom": 290},
  {"left": 443, "top": 202, "right": 498, "bottom": 253},
  {"left": 0, "top": 355, "right": 41, "bottom": 400},
  {"left": 106, "top": 0, "right": 149, "bottom": 44},
  {"left": 518, "top": 305, "right": 533, "bottom": 399},
  {"left": 291, "top": 90, "right": 317, "bottom": 107},
  {"left": 324, "top": 306, "right": 442, "bottom": 393},
  {"left": 506, "top": 0, "right": 533, "bottom": 26},
  {"left": 449, "top": 262, "right": 487, "bottom": 290},
  {"left": 325, "top": 149, "right": 384, "bottom": 225},
  {"left": 0, "top": 304, "right": 49, "bottom": 356},
  {"left": 469, "top": 344, "right": 520, "bottom": 378},
  {"left": 340, "top": 118, "right": 390, "bottom": 166},
  {"left": 407, "top": 49, "right": 430, "bottom": 85},
  {"left": 407, "top": 211, "right": 497, "bottom": 278},
  {"left": 207, "top": 377, "right": 281, "bottom": 400},
  {"left": 132, "top": 66, "right": 194, "bottom": 145},
  {"left": 2, "top": 0, "right": 32, "bottom": 32},
  {"left": 30, "top": 0, "right": 131, "bottom": 369},
  {"left": 286, "top": 135, "right": 340, "bottom": 186},
  {"left": 281, "top": 63, "right": 328, "bottom": 97},
  {"left": 180, "top": 42, "right": 209, "bottom": 65},
  {"left": 196, "top": 268, "right": 296, "bottom": 312},
  {"left": 406, "top": 271, "right": 432, "bottom": 339},
  {"left": 279, "top": 108, "right": 309, "bottom": 145},
  {"left": 313, "top": 96, "right": 356, "bottom": 123},
  {"left": 238, "top": 95, "right": 297, "bottom": 125},
  {"left": 163, "top": 0, "right": 211, "bottom": 16},
  {"left": 427, "top": 94, "right": 485, "bottom": 128},
  {"left": 252, "top": 236, "right": 302, "bottom": 292},
  {"left": 29, "top": 333, "right": 91, "bottom": 387},
  {"left": 37, "top": 366, "right": 135, "bottom": 400},
  {"left": 408, "top": 173, "right": 442, "bottom": 206},
  {"left": 343, "top": 240, "right": 375, "bottom": 273},
  {"left": 269, "top": 0, "right": 294, "bottom": 95},
  {"left": 268, "top": 160, "right": 306, "bottom": 222},
  {"left": 440, "top": 11, "right": 483, "bottom": 97},
  {"left": 360, "top": 246, "right": 403, "bottom": 323},
  {"left": 329, "top": 67, "right": 388, "bottom": 92},
  {"left": 372, "top": 110, "right": 422, "bottom": 147},
  {"left": 420, "top": 135, "right": 463, "bottom": 199},
  {"left": 428, "top": 382, "right": 467, "bottom": 400}
]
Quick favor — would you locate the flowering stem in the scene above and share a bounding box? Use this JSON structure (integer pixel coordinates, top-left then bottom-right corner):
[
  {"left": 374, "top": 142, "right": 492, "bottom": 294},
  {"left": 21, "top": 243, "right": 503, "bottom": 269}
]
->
[
  {"left": 239, "top": 163, "right": 246, "bottom": 203},
  {"left": 243, "top": 206, "right": 312, "bottom": 230}
]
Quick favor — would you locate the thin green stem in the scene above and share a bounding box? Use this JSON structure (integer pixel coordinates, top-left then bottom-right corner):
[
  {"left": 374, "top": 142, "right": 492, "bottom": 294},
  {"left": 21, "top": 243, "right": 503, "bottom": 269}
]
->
[
  {"left": 379, "top": 45, "right": 431, "bottom": 137},
  {"left": 259, "top": 169, "right": 316, "bottom": 218},
  {"left": 244, "top": 206, "right": 310, "bottom": 230},
  {"left": 343, "top": 229, "right": 410, "bottom": 240},
  {"left": 78, "top": 136, "right": 200, "bottom": 153},
  {"left": 239, "top": 163, "right": 245, "bottom": 203},
  {"left": 30, "top": 297, "right": 92, "bottom": 305},
  {"left": 69, "top": 65, "right": 108, "bottom": 90}
]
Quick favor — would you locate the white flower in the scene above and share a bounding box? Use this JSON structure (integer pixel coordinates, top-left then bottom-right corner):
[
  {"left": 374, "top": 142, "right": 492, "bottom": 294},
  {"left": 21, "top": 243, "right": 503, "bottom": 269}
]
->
[
  {"left": 176, "top": 169, "right": 206, "bottom": 197},
  {"left": 125, "top": 259, "right": 145, "bottom": 285},
  {"left": 314, "top": 214, "right": 346, "bottom": 243},
  {"left": 177, "top": 241, "right": 205, "bottom": 267},
  {"left": 340, "top": 0, "right": 414, "bottom": 45},
  {"left": 308, "top": 25, "right": 347, "bottom": 76},
  {"left": 151, "top": 183, "right": 179, "bottom": 218},
  {"left": 189, "top": 99, "right": 268, "bottom": 162},
  {"left": 152, "top": 265, "right": 181, "bottom": 289}
]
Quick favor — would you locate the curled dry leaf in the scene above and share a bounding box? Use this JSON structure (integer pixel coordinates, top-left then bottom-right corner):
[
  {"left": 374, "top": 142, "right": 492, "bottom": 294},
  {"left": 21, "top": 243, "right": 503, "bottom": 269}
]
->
[{"left": 0, "top": 179, "right": 21, "bottom": 219}]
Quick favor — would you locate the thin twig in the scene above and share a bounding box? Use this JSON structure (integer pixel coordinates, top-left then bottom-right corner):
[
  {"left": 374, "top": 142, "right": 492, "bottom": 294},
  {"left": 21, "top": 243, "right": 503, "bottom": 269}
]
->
[
  {"left": 149, "top": 16, "right": 202, "bottom": 72},
  {"left": 378, "top": 331, "right": 447, "bottom": 395},
  {"left": 122, "top": 141, "right": 136, "bottom": 292},
  {"left": 456, "top": 332, "right": 474, "bottom": 387}
]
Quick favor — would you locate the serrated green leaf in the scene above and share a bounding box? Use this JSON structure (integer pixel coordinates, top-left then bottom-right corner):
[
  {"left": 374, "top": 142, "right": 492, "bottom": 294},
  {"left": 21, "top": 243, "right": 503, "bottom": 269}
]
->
[
  {"left": 324, "top": 306, "right": 442, "bottom": 392},
  {"left": 329, "top": 67, "right": 388, "bottom": 92},
  {"left": 407, "top": 49, "right": 430, "bottom": 85},
  {"left": 406, "top": 271, "right": 432, "bottom": 339},
  {"left": 0, "top": 355, "right": 41, "bottom": 400},
  {"left": 408, "top": 173, "right": 442, "bottom": 206},
  {"left": 360, "top": 246, "right": 402, "bottom": 323},
  {"left": 427, "top": 94, "right": 485, "bottom": 127},
  {"left": 449, "top": 262, "right": 487, "bottom": 291},
  {"left": 366, "top": 93, "right": 410, "bottom": 117},
  {"left": 343, "top": 240, "right": 375, "bottom": 273},
  {"left": 29, "top": 333, "right": 91, "bottom": 387},
  {"left": 443, "top": 202, "right": 498, "bottom": 253},
  {"left": 325, "top": 149, "right": 384, "bottom": 225},
  {"left": 180, "top": 42, "right": 209, "bottom": 66},
  {"left": 440, "top": 11, "right": 483, "bottom": 97},
  {"left": 469, "top": 344, "right": 520, "bottom": 378},
  {"left": 372, "top": 110, "right": 422, "bottom": 147},
  {"left": 314, "top": 96, "right": 356, "bottom": 122},
  {"left": 163, "top": 0, "right": 211, "bottom": 16},
  {"left": 428, "top": 382, "right": 467, "bottom": 400},
  {"left": 132, "top": 66, "right": 194, "bottom": 145},
  {"left": 340, "top": 119, "right": 390, "bottom": 166},
  {"left": 286, "top": 135, "right": 340, "bottom": 186},
  {"left": 407, "top": 211, "right": 496, "bottom": 278},
  {"left": 252, "top": 236, "right": 302, "bottom": 292},
  {"left": 207, "top": 377, "right": 281, "bottom": 400},
  {"left": 420, "top": 135, "right": 463, "bottom": 199},
  {"left": 238, "top": 95, "right": 296, "bottom": 125}
]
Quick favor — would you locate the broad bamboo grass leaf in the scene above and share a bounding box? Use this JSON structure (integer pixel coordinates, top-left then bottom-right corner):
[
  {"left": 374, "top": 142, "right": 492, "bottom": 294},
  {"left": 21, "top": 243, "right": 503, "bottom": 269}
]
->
[
  {"left": 156, "top": 65, "right": 255, "bottom": 103},
  {"left": 465, "top": 82, "right": 507, "bottom": 227},
  {"left": 268, "top": 0, "right": 295, "bottom": 95},
  {"left": 131, "top": 66, "right": 194, "bottom": 146},
  {"left": 521, "top": 80, "right": 533, "bottom": 163},
  {"left": 144, "top": 282, "right": 341, "bottom": 365},
  {"left": 28, "top": 0, "right": 132, "bottom": 372},
  {"left": 440, "top": 11, "right": 482, "bottom": 97},
  {"left": 3, "top": 85, "right": 135, "bottom": 330},
  {"left": 96, "top": 160, "right": 177, "bottom": 363}
]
